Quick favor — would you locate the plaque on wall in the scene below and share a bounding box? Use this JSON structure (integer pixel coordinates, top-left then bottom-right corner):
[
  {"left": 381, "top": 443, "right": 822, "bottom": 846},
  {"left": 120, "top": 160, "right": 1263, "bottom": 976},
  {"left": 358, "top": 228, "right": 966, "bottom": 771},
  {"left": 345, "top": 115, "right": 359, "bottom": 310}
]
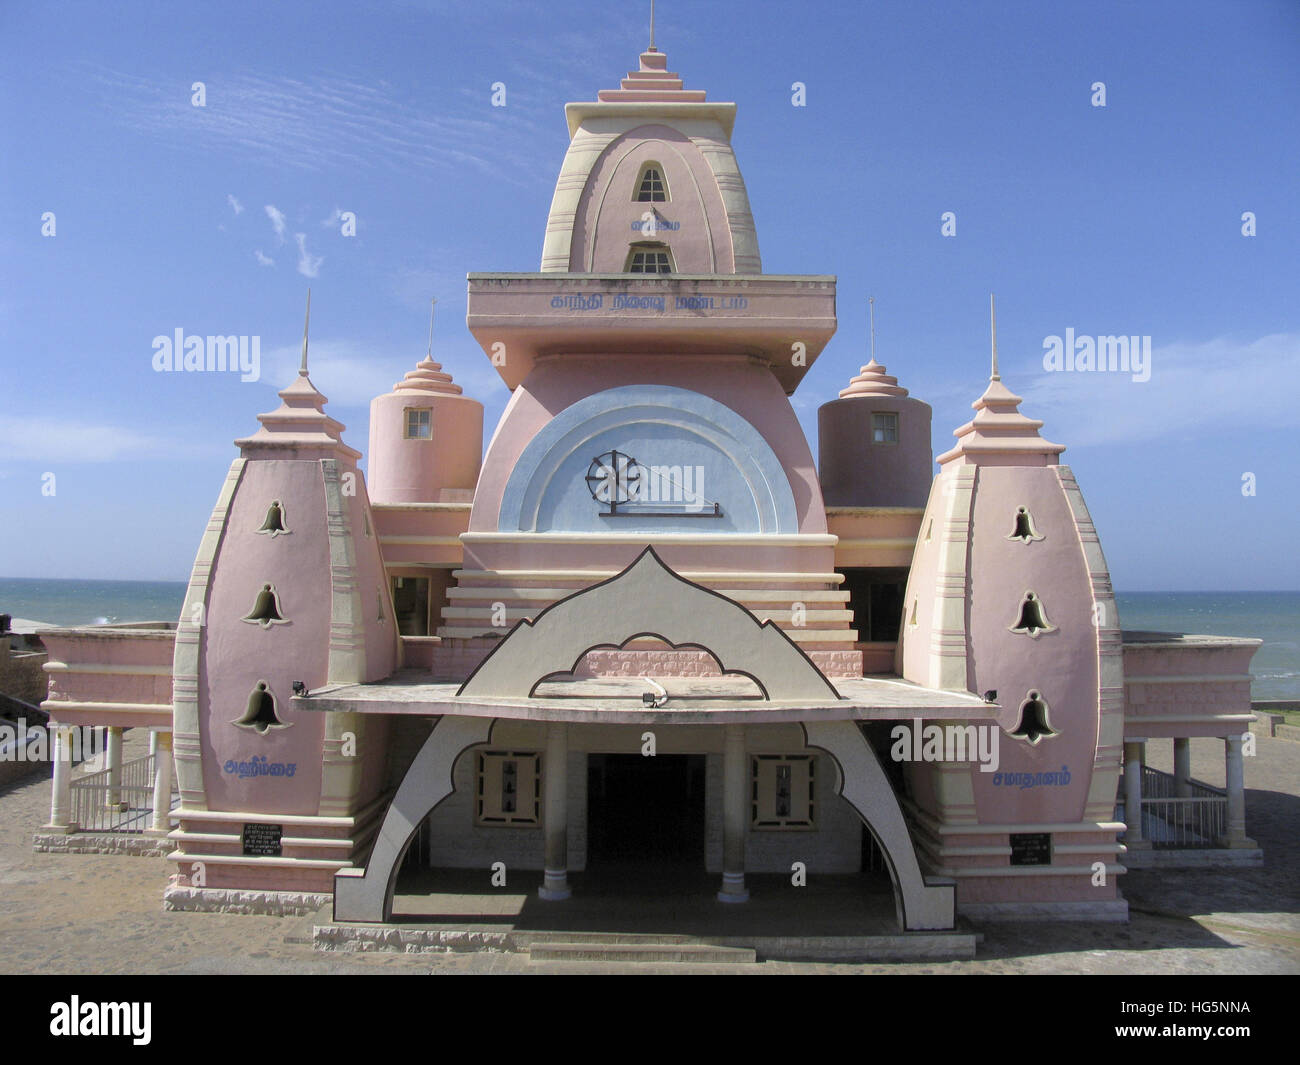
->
[
  {"left": 1009, "top": 832, "right": 1051, "bottom": 866},
  {"left": 242, "top": 823, "right": 283, "bottom": 857}
]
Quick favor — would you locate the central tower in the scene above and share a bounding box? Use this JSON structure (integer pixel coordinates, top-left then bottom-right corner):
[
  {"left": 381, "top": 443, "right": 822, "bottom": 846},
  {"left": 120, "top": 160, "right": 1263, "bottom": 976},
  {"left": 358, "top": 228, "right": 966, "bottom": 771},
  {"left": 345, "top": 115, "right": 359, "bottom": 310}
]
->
[{"left": 449, "top": 44, "right": 860, "bottom": 677}]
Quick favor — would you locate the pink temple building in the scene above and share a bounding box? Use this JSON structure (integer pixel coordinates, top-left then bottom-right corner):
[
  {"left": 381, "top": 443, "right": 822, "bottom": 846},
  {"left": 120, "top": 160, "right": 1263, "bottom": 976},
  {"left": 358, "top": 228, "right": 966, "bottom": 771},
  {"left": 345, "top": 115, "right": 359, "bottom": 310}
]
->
[{"left": 34, "top": 41, "right": 1261, "bottom": 952}]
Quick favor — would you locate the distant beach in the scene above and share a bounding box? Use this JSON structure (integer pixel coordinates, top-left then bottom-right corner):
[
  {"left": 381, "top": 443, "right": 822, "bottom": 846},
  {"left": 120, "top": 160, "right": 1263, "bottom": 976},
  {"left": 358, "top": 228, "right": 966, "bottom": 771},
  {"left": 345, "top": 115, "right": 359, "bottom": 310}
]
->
[{"left": 1, "top": 578, "right": 1295, "bottom": 700}]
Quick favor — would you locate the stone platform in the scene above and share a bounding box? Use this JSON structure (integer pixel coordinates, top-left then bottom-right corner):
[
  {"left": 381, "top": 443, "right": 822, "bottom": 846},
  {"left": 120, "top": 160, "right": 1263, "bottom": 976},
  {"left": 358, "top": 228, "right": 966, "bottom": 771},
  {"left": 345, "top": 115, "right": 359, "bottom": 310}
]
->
[{"left": 312, "top": 866, "right": 980, "bottom": 962}]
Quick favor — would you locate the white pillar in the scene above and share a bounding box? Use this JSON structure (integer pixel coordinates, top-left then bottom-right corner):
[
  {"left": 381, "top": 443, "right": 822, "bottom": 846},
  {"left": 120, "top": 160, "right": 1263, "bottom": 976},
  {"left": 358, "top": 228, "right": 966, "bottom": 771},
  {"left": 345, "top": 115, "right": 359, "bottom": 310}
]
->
[
  {"left": 1123, "top": 740, "right": 1148, "bottom": 848},
  {"left": 1220, "top": 734, "right": 1252, "bottom": 848},
  {"left": 538, "top": 723, "right": 571, "bottom": 900},
  {"left": 717, "top": 723, "right": 749, "bottom": 902},
  {"left": 105, "top": 727, "right": 124, "bottom": 810},
  {"left": 1173, "top": 737, "right": 1192, "bottom": 799},
  {"left": 147, "top": 731, "right": 174, "bottom": 836},
  {"left": 45, "top": 725, "right": 75, "bottom": 833}
]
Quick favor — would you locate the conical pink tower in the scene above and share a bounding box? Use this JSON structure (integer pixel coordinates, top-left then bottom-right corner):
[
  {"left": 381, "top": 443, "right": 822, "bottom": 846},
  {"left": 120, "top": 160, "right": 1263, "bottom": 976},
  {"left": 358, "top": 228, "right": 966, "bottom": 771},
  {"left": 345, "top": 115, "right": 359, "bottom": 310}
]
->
[{"left": 167, "top": 293, "right": 399, "bottom": 909}]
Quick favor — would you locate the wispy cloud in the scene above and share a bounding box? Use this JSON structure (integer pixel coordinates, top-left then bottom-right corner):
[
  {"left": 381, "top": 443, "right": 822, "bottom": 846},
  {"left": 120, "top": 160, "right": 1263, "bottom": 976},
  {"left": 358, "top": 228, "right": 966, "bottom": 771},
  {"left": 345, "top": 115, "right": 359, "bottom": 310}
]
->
[
  {"left": 254, "top": 249, "right": 274, "bottom": 267},
  {"left": 1015, "top": 332, "right": 1299, "bottom": 447},
  {"left": 264, "top": 204, "right": 287, "bottom": 243},
  {"left": 294, "top": 233, "right": 323, "bottom": 278},
  {"left": 226, "top": 193, "right": 243, "bottom": 215},
  {"left": 77, "top": 63, "right": 552, "bottom": 186},
  {"left": 320, "top": 207, "right": 343, "bottom": 229},
  {"left": 0, "top": 415, "right": 205, "bottom": 463}
]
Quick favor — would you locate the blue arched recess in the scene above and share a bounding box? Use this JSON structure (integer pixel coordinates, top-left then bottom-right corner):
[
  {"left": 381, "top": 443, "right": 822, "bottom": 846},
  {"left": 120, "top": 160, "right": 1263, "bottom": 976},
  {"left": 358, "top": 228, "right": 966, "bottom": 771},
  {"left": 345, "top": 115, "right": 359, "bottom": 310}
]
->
[{"left": 497, "top": 385, "right": 799, "bottom": 535}]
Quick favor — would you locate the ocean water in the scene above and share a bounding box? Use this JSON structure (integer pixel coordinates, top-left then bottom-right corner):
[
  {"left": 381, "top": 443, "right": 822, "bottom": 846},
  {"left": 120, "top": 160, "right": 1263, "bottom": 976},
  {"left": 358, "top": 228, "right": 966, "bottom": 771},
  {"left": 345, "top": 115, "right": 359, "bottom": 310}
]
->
[
  {"left": 1, "top": 579, "right": 1295, "bottom": 700},
  {"left": 0, "top": 577, "right": 187, "bottom": 628},
  {"left": 1115, "top": 591, "right": 1299, "bottom": 702}
]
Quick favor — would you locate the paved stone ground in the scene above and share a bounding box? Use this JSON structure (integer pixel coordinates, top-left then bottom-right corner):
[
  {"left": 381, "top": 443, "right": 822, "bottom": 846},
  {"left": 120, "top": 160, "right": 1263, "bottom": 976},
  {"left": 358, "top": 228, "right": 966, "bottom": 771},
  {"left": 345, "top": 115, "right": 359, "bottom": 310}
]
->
[{"left": 0, "top": 731, "right": 1296, "bottom": 975}]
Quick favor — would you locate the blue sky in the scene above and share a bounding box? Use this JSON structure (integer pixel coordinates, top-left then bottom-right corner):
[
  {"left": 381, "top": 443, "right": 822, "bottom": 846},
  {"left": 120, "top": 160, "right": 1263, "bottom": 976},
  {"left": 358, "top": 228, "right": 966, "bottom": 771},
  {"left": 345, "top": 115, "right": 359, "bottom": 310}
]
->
[{"left": 1, "top": 0, "right": 1296, "bottom": 590}]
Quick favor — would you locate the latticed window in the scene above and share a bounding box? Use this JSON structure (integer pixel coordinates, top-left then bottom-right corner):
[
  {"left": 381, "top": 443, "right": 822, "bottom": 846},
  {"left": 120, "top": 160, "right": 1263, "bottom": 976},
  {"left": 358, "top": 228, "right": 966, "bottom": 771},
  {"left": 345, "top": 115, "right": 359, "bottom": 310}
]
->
[
  {"left": 627, "top": 246, "right": 673, "bottom": 273},
  {"left": 635, "top": 164, "right": 667, "bottom": 202},
  {"left": 872, "top": 411, "right": 898, "bottom": 444},
  {"left": 404, "top": 407, "right": 431, "bottom": 439}
]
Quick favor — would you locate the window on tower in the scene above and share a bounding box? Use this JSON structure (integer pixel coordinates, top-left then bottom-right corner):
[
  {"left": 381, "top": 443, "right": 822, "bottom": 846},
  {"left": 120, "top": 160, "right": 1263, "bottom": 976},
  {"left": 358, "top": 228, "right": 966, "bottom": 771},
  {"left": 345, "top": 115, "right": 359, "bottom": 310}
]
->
[
  {"left": 404, "top": 407, "right": 431, "bottom": 439},
  {"left": 626, "top": 243, "right": 674, "bottom": 273},
  {"left": 872, "top": 411, "right": 899, "bottom": 444},
  {"left": 634, "top": 163, "right": 668, "bottom": 202}
]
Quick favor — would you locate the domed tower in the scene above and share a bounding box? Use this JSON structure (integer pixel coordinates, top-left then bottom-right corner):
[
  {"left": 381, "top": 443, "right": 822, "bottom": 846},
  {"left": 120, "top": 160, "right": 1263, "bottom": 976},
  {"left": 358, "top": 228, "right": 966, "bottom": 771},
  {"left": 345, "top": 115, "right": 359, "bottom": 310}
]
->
[
  {"left": 819, "top": 357, "right": 933, "bottom": 507},
  {"left": 166, "top": 298, "right": 400, "bottom": 909},
  {"left": 896, "top": 302, "right": 1125, "bottom": 919},
  {"left": 540, "top": 46, "right": 761, "bottom": 273},
  {"left": 367, "top": 308, "right": 483, "bottom": 505}
]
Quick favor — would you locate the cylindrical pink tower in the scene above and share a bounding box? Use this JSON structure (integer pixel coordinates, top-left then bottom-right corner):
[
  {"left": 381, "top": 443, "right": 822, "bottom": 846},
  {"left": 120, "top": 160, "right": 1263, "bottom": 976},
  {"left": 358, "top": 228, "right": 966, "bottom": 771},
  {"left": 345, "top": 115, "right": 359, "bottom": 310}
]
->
[
  {"left": 367, "top": 355, "right": 483, "bottom": 504},
  {"left": 818, "top": 359, "right": 932, "bottom": 507}
]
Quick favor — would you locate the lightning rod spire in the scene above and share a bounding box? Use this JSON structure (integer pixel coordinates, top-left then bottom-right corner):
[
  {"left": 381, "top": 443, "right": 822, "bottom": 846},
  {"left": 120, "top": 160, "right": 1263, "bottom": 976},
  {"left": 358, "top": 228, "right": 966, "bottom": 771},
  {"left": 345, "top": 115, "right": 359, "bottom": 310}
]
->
[
  {"left": 989, "top": 293, "right": 1000, "bottom": 381},
  {"left": 299, "top": 288, "right": 311, "bottom": 376}
]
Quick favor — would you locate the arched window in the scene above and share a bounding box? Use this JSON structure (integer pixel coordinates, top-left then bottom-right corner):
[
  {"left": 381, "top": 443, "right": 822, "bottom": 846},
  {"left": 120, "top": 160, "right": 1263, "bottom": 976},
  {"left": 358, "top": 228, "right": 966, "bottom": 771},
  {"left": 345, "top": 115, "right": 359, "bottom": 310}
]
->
[
  {"left": 634, "top": 163, "right": 668, "bottom": 202},
  {"left": 626, "top": 242, "right": 674, "bottom": 273}
]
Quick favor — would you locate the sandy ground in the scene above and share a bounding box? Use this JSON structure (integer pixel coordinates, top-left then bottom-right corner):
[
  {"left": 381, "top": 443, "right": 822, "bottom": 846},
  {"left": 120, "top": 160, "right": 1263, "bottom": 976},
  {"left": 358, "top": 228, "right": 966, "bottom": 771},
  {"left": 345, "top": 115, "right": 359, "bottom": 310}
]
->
[{"left": 0, "top": 730, "right": 1296, "bottom": 975}]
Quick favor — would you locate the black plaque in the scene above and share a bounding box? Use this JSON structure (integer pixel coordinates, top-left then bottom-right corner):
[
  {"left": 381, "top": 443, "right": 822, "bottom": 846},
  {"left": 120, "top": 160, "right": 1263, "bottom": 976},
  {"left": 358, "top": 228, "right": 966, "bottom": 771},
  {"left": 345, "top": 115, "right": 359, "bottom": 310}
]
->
[
  {"left": 242, "top": 823, "right": 283, "bottom": 857},
  {"left": 1009, "top": 832, "right": 1051, "bottom": 866}
]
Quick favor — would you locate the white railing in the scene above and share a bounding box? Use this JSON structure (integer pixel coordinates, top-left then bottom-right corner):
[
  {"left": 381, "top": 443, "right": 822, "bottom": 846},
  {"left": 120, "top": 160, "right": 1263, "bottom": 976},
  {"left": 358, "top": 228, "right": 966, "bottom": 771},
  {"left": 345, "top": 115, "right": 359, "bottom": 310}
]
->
[
  {"left": 1117, "top": 766, "right": 1227, "bottom": 848},
  {"left": 68, "top": 754, "right": 179, "bottom": 834}
]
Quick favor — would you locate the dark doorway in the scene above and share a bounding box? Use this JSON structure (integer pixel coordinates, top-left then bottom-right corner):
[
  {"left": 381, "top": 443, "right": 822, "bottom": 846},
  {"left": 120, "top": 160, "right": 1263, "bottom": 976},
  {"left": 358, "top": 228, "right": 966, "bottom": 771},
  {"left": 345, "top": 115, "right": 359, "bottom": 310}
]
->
[{"left": 587, "top": 754, "right": 706, "bottom": 866}]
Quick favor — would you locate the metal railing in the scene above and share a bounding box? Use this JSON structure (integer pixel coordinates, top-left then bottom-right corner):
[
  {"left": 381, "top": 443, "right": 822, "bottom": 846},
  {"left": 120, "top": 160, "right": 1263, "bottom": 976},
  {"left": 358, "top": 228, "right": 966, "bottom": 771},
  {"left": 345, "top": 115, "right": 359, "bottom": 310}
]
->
[
  {"left": 1117, "top": 765, "right": 1227, "bottom": 848},
  {"left": 68, "top": 754, "right": 179, "bottom": 834}
]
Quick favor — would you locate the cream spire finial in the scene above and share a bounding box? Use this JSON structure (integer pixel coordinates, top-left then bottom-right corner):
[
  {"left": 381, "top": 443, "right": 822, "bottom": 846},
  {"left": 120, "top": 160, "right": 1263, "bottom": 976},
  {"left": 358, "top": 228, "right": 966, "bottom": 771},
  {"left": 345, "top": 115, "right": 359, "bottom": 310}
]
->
[
  {"left": 299, "top": 288, "right": 312, "bottom": 376},
  {"left": 649, "top": 0, "right": 657, "bottom": 51},
  {"left": 868, "top": 295, "right": 877, "bottom": 362},
  {"left": 426, "top": 296, "right": 437, "bottom": 359},
  {"left": 989, "top": 292, "right": 1000, "bottom": 382}
]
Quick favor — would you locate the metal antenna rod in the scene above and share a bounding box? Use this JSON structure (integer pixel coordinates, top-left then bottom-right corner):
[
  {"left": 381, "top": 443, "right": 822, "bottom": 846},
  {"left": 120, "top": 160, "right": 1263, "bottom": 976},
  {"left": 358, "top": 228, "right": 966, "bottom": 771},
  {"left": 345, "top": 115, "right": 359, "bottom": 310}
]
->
[
  {"left": 426, "top": 297, "right": 437, "bottom": 359},
  {"left": 649, "top": 0, "right": 656, "bottom": 51},
  {"left": 990, "top": 293, "right": 1000, "bottom": 381},
  {"left": 869, "top": 296, "right": 877, "bottom": 362},
  {"left": 299, "top": 288, "right": 311, "bottom": 376}
]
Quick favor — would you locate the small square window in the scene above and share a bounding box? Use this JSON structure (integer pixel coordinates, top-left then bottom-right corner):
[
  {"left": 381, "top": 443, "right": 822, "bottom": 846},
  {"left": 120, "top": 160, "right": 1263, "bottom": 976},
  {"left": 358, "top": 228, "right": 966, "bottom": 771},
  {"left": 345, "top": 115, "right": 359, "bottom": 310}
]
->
[
  {"left": 872, "top": 412, "right": 899, "bottom": 444},
  {"left": 405, "top": 408, "right": 432, "bottom": 440}
]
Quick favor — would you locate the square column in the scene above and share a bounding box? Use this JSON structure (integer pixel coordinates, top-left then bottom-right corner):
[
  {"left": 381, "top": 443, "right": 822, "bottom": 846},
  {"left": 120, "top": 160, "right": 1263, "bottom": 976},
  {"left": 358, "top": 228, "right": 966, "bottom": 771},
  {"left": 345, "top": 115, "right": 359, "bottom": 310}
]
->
[
  {"left": 538, "top": 723, "right": 571, "bottom": 900},
  {"left": 146, "top": 731, "right": 174, "bottom": 836},
  {"left": 1219, "top": 734, "right": 1254, "bottom": 849},
  {"left": 44, "top": 725, "right": 76, "bottom": 833},
  {"left": 1122, "top": 740, "right": 1148, "bottom": 849},
  {"left": 1173, "top": 737, "right": 1192, "bottom": 799},
  {"left": 717, "top": 723, "right": 749, "bottom": 903}
]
